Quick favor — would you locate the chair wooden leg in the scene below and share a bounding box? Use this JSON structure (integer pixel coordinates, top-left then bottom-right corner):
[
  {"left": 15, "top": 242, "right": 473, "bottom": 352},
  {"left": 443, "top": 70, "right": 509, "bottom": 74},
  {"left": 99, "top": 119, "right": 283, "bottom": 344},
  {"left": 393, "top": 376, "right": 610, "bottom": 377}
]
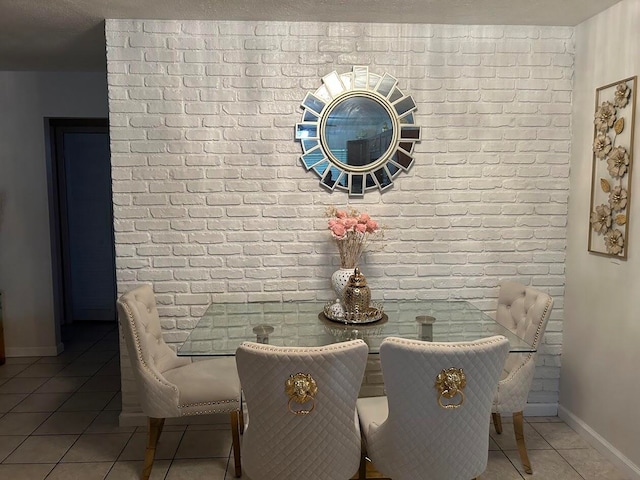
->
[
  {"left": 359, "top": 453, "right": 367, "bottom": 480},
  {"left": 513, "top": 411, "right": 532, "bottom": 474},
  {"left": 492, "top": 412, "right": 503, "bottom": 434},
  {"left": 239, "top": 403, "right": 245, "bottom": 435},
  {"left": 142, "top": 417, "right": 164, "bottom": 480},
  {"left": 231, "top": 410, "right": 242, "bottom": 478}
]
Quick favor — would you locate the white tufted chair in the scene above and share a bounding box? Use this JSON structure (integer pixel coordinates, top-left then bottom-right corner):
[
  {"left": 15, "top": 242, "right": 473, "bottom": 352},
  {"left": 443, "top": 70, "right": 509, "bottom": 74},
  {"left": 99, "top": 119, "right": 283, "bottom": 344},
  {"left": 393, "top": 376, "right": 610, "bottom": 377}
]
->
[
  {"left": 117, "top": 285, "right": 243, "bottom": 479},
  {"left": 356, "top": 336, "right": 509, "bottom": 480},
  {"left": 491, "top": 281, "right": 554, "bottom": 474},
  {"left": 235, "top": 340, "right": 369, "bottom": 480}
]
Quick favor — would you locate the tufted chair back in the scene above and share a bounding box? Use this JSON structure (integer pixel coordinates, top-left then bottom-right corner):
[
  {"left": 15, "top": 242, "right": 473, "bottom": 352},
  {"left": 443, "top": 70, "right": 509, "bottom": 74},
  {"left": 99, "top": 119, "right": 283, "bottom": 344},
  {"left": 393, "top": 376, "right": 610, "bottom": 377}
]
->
[
  {"left": 357, "top": 336, "right": 509, "bottom": 480},
  {"left": 235, "top": 340, "right": 368, "bottom": 480},
  {"left": 491, "top": 281, "right": 554, "bottom": 475},
  {"left": 117, "top": 284, "right": 191, "bottom": 418},
  {"left": 493, "top": 281, "right": 553, "bottom": 406}
]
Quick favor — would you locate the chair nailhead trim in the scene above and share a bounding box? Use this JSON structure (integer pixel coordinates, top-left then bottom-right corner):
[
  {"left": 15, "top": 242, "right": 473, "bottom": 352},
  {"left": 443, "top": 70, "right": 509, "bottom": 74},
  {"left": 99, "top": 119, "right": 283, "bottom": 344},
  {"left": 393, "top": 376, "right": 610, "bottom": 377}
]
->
[{"left": 242, "top": 339, "right": 365, "bottom": 353}]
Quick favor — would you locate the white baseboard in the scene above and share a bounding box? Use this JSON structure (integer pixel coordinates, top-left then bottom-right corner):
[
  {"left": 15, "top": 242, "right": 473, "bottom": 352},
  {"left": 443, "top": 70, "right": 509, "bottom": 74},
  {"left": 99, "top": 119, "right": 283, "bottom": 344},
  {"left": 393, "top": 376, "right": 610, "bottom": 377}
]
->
[
  {"left": 523, "top": 402, "right": 558, "bottom": 417},
  {"left": 558, "top": 405, "right": 640, "bottom": 480},
  {"left": 5, "top": 342, "right": 64, "bottom": 357}
]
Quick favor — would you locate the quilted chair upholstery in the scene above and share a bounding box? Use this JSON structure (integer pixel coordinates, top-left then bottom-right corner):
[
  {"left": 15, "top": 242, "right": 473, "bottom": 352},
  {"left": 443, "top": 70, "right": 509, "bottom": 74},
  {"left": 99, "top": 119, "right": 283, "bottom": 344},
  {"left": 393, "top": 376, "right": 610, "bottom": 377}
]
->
[
  {"left": 356, "top": 336, "right": 509, "bottom": 480},
  {"left": 117, "top": 285, "right": 243, "bottom": 479},
  {"left": 491, "top": 280, "right": 554, "bottom": 474},
  {"left": 235, "top": 340, "right": 369, "bottom": 480}
]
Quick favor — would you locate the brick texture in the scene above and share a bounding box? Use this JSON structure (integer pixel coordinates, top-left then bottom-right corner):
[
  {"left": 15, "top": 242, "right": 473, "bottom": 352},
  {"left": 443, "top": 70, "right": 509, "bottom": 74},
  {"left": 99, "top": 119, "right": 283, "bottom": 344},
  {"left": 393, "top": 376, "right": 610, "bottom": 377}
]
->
[{"left": 106, "top": 20, "right": 573, "bottom": 417}]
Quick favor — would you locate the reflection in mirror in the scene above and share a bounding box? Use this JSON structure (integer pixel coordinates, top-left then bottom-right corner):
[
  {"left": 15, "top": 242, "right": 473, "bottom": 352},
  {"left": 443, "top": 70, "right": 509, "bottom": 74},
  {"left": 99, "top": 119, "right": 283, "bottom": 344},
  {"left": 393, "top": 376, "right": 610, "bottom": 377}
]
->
[
  {"left": 324, "top": 96, "right": 393, "bottom": 169},
  {"left": 295, "top": 66, "right": 421, "bottom": 197}
]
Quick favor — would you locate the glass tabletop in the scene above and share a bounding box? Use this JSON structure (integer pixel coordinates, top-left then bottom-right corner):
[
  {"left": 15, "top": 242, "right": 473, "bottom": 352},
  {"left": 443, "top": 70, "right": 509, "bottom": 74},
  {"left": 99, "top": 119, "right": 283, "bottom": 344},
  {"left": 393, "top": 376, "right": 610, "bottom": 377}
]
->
[{"left": 178, "top": 300, "right": 534, "bottom": 356}]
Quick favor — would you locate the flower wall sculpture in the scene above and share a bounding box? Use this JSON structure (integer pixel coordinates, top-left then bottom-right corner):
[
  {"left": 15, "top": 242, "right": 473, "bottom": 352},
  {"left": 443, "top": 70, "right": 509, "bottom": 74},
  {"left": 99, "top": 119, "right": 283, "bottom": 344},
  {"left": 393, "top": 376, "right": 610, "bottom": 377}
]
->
[{"left": 588, "top": 76, "right": 637, "bottom": 259}]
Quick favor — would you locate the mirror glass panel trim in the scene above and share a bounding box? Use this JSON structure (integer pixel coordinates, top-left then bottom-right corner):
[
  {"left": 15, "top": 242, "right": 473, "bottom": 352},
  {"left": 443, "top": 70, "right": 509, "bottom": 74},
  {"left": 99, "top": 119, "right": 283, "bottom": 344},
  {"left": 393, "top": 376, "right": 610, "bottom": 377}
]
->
[{"left": 295, "top": 66, "right": 421, "bottom": 196}]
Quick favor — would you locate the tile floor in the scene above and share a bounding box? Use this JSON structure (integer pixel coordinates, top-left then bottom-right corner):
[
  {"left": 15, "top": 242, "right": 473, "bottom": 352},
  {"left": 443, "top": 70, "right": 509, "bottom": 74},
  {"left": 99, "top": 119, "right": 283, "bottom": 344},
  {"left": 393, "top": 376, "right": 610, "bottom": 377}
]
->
[{"left": 0, "top": 322, "right": 630, "bottom": 480}]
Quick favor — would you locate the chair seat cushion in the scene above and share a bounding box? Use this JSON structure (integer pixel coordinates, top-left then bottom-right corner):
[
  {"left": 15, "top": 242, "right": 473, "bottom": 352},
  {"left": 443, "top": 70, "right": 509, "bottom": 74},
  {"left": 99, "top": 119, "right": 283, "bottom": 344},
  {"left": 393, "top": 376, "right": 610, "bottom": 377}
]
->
[
  {"left": 163, "top": 357, "right": 241, "bottom": 409},
  {"left": 356, "top": 396, "right": 388, "bottom": 437}
]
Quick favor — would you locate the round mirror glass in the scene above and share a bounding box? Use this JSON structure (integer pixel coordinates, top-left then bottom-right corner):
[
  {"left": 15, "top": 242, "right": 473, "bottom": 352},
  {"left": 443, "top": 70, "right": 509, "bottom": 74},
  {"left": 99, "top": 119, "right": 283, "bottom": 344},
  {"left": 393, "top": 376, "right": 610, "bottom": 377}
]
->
[
  {"left": 324, "top": 97, "right": 393, "bottom": 170},
  {"left": 295, "top": 66, "right": 421, "bottom": 197}
]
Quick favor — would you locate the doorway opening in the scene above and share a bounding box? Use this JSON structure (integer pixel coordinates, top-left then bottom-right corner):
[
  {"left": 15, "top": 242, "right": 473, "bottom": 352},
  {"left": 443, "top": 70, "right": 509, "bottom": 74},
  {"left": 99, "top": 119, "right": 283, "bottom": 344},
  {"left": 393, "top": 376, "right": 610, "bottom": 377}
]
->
[{"left": 47, "top": 119, "right": 116, "bottom": 332}]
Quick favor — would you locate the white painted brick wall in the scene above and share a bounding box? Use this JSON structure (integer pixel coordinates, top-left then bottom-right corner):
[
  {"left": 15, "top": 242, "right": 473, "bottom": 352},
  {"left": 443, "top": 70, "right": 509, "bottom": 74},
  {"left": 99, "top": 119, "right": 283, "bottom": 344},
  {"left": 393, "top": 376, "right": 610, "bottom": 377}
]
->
[{"left": 106, "top": 19, "right": 573, "bottom": 417}]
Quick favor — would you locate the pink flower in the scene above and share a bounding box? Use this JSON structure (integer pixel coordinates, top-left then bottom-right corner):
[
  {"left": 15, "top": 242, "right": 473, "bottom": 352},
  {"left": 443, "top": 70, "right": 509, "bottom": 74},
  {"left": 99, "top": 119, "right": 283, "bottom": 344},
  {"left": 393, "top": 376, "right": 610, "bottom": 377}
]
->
[
  {"left": 330, "top": 223, "right": 346, "bottom": 238},
  {"left": 343, "top": 217, "right": 358, "bottom": 229},
  {"left": 325, "top": 206, "right": 381, "bottom": 268}
]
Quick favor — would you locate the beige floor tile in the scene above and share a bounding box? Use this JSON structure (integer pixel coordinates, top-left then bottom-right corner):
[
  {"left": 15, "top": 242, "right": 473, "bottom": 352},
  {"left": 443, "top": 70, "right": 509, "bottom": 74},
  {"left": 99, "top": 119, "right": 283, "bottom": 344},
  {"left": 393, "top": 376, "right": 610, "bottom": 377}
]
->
[
  {"left": 174, "top": 429, "right": 232, "bottom": 459},
  {"left": 85, "top": 410, "right": 136, "bottom": 434},
  {"left": 119, "top": 430, "right": 184, "bottom": 461},
  {"left": 15, "top": 363, "right": 67, "bottom": 378},
  {"left": 0, "top": 412, "right": 50, "bottom": 435},
  {"left": 530, "top": 422, "right": 591, "bottom": 450},
  {"left": 58, "top": 391, "right": 117, "bottom": 412},
  {"left": 480, "top": 450, "right": 524, "bottom": 479},
  {"left": 0, "top": 393, "right": 28, "bottom": 413},
  {"left": 104, "top": 392, "right": 122, "bottom": 411},
  {"left": 106, "top": 460, "right": 171, "bottom": 480},
  {"left": 526, "top": 416, "right": 564, "bottom": 423},
  {"left": 0, "top": 364, "right": 29, "bottom": 378},
  {"left": 0, "top": 435, "right": 27, "bottom": 462},
  {"left": 61, "top": 433, "right": 132, "bottom": 462},
  {"left": 11, "top": 392, "right": 72, "bottom": 413},
  {"left": 490, "top": 421, "right": 552, "bottom": 451},
  {"left": 36, "top": 351, "right": 81, "bottom": 364},
  {"left": 46, "top": 461, "right": 113, "bottom": 480},
  {"left": 166, "top": 458, "right": 227, "bottom": 480},
  {"left": 4, "top": 434, "right": 78, "bottom": 463},
  {"left": 488, "top": 435, "right": 501, "bottom": 451},
  {"left": 75, "top": 350, "right": 116, "bottom": 364},
  {"left": 78, "top": 375, "right": 121, "bottom": 393},
  {"left": 56, "top": 363, "right": 104, "bottom": 377},
  {"left": 558, "top": 447, "right": 630, "bottom": 480},
  {"left": 504, "top": 449, "right": 583, "bottom": 479},
  {"left": 0, "top": 377, "right": 48, "bottom": 394},
  {"left": 0, "top": 463, "right": 54, "bottom": 479},
  {"left": 33, "top": 410, "right": 99, "bottom": 435},
  {"left": 34, "top": 376, "right": 89, "bottom": 394},
  {"left": 96, "top": 360, "right": 121, "bottom": 376},
  {"left": 1, "top": 357, "right": 40, "bottom": 366}
]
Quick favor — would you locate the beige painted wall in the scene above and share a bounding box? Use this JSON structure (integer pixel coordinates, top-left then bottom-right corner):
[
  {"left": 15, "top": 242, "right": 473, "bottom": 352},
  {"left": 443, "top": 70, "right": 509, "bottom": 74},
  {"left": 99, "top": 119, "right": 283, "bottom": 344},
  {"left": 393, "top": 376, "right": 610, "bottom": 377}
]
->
[
  {"left": 0, "top": 71, "right": 108, "bottom": 356},
  {"left": 562, "top": 0, "right": 640, "bottom": 474}
]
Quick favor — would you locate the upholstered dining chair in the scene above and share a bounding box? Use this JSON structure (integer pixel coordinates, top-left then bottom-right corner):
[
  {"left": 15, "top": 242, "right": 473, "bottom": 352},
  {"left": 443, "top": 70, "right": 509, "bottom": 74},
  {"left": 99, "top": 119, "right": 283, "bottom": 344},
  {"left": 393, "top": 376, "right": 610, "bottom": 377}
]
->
[
  {"left": 491, "top": 281, "right": 554, "bottom": 474},
  {"left": 356, "top": 336, "right": 509, "bottom": 480},
  {"left": 235, "top": 339, "right": 369, "bottom": 480},
  {"left": 116, "top": 285, "right": 243, "bottom": 479}
]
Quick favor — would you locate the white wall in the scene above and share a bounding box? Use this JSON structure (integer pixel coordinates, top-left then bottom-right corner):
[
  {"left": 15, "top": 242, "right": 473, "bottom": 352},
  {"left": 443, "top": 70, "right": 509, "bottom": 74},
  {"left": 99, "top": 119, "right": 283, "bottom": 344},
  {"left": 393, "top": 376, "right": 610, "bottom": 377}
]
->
[
  {"left": 561, "top": 0, "right": 640, "bottom": 475},
  {"left": 106, "top": 19, "right": 573, "bottom": 420},
  {"left": 0, "top": 71, "right": 108, "bottom": 356}
]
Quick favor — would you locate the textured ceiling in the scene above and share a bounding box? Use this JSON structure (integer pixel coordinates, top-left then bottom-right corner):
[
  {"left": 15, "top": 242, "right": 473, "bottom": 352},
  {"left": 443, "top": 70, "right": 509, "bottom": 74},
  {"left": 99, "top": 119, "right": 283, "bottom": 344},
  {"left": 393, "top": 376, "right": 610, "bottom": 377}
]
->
[{"left": 0, "top": 0, "right": 623, "bottom": 71}]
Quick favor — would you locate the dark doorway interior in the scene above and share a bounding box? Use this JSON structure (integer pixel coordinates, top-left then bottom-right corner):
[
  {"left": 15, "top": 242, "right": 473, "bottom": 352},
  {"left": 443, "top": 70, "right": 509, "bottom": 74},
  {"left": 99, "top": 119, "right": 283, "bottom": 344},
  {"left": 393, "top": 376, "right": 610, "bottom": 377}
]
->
[{"left": 48, "top": 119, "right": 116, "bottom": 325}]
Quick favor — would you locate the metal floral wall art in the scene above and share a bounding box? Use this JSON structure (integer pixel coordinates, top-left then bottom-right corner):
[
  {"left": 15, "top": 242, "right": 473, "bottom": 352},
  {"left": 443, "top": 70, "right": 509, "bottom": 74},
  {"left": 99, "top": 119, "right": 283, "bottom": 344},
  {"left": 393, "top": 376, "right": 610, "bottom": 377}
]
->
[{"left": 588, "top": 76, "right": 637, "bottom": 259}]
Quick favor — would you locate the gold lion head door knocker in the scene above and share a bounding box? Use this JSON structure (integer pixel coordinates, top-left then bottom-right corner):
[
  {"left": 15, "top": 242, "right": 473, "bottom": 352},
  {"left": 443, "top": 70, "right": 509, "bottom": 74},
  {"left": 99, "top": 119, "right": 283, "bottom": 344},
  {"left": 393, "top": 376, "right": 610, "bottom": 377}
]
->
[
  {"left": 285, "top": 373, "right": 318, "bottom": 415},
  {"left": 435, "top": 367, "right": 466, "bottom": 410}
]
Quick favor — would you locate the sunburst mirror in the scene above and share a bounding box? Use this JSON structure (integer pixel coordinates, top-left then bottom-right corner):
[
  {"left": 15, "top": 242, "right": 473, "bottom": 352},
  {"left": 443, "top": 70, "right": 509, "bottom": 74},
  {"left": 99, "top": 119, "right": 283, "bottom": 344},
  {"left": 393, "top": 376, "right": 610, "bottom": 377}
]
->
[{"left": 295, "top": 66, "right": 421, "bottom": 197}]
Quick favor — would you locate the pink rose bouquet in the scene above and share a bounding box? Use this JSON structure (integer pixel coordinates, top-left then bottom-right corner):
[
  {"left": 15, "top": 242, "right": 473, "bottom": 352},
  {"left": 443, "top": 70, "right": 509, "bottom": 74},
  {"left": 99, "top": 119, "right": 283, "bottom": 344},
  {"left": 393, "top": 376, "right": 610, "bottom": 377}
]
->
[{"left": 326, "top": 207, "right": 380, "bottom": 268}]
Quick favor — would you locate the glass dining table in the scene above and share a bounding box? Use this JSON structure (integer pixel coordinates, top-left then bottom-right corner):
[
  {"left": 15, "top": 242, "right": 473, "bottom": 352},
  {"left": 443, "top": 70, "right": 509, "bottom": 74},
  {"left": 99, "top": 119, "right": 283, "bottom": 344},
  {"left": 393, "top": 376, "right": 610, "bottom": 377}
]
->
[{"left": 177, "top": 299, "right": 534, "bottom": 356}]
